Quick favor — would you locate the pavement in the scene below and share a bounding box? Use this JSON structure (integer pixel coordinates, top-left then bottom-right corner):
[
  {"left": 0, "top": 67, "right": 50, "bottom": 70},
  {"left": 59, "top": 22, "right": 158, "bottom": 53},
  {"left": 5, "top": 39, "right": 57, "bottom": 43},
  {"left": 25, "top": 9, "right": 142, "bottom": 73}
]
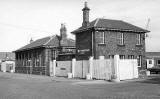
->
[
  {"left": 0, "top": 72, "right": 160, "bottom": 99},
  {"left": 0, "top": 72, "right": 144, "bottom": 84}
]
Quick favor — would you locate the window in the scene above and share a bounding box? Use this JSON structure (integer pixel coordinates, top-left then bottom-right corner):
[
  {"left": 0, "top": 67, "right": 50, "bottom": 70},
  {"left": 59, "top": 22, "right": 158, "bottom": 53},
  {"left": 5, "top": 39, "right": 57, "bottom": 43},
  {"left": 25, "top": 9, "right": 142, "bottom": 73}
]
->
[
  {"left": 35, "top": 52, "right": 40, "bottom": 67},
  {"left": 109, "top": 55, "right": 114, "bottom": 59},
  {"left": 157, "top": 60, "right": 160, "bottom": 65},
  {"left": 119, "top": 33, "right": 124, "bottom": 45},
  {"left": 128, "top": 55, "right": 134, "bottom": 59},
  {"left": 149, "top": 60, "right": 152, "bottom": 64},
  {"left": 136, "top": 34, "right": 141, "bottom": 45},
  {"left": 120, "top": 55, "right": 125, "bottom": 59},
  {"left": 99, "top": 31, "right": 105, "bottom": 44},
  {"left": 137, "top": 55, "right": 142, "bottom": 67}
]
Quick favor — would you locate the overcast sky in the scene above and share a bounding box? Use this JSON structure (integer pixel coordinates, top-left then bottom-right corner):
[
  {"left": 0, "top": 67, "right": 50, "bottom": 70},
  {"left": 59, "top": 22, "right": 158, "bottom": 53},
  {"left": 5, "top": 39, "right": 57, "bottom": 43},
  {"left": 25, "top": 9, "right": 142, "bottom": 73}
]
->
[{"left": 0, "top": 0, "right": 159, "bottom": 52}]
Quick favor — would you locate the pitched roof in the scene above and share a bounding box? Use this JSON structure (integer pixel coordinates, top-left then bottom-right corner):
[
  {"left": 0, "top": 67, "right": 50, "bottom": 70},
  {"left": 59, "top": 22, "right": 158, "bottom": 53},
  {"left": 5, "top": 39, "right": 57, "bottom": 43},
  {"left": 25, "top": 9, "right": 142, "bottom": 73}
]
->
[
  {"left": 15, "top": 35, "right": 75, "bottom": 52},
  {"left": 146, "top": 52, "right": 160, "bottom": 58},
  {"left": 0, "top": 52, "right": 15, "bottom": 60},
  {"left": 72, "top": 18, "right": 149, "bottom": 34},
  {"left": 60, "top": 38, "right": 75, "bottom": 47}
]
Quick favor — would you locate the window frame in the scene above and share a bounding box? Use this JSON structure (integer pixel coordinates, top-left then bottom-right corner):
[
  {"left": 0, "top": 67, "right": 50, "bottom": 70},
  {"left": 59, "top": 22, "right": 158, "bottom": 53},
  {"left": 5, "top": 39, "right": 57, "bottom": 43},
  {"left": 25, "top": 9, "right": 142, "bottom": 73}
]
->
[
  {"left": 119, "top": 33, "right": 124, "bottom": 45},
  {"left": 128, "top": 55, "right": 134, "bottom": 59},
  {"left": 136, "top": 34, "right": 141, "bottom": 45},
  {"left": 120, "top": 55, "right": 125, "bottom": 59},
  {"left": 149, "top": 60, "right": 152, "bottom": 64},
  {"left": 157, "top": 60, "right": 160, "bottom": 65},
  {"left": 109, "top": 55, "right": 114, "bottom": 59},
  {"left": 137, "top": 55, "right": 142, "bottom": 67},
  {"left": 98, "top": 31, "right": 105, "bottom": 44}
]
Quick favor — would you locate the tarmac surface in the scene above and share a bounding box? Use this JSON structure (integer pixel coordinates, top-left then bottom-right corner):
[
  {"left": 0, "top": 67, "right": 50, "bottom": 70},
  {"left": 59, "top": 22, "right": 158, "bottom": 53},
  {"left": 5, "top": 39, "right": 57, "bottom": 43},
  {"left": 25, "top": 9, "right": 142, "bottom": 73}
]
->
[{"left": 0, "top": 72, "right": 160, "bottom": 99}]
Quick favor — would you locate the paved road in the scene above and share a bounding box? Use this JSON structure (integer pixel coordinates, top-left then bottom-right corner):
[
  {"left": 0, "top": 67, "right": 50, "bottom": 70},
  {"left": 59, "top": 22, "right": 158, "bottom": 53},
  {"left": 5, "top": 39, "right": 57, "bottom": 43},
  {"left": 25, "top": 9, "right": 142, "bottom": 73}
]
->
[{"left": 0, "top": 72, "right": 160, "bottom": 99}]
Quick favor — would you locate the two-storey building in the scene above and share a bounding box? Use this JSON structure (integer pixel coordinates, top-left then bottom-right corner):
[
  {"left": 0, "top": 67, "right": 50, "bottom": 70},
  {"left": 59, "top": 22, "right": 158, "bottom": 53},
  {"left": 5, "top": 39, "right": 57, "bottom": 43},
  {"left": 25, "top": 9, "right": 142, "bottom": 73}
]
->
[{"left": 71, "top": 2, "right": 149, "bottom": 69}]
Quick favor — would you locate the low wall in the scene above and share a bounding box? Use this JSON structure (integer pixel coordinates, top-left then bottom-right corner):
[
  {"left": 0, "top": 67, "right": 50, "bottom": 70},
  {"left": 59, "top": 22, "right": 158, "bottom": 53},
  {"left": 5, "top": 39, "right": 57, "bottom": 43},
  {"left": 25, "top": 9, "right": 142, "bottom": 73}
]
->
[{"left": 15, "top": 66, "right": 46, "bottom": 75}]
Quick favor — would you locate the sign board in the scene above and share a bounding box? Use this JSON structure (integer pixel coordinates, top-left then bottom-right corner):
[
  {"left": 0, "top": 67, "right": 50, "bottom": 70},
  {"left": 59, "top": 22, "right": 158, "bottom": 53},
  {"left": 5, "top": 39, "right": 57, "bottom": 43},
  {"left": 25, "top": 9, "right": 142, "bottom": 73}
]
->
[{"left": 77, "top": 49, "right": 90, "bottom": 54}]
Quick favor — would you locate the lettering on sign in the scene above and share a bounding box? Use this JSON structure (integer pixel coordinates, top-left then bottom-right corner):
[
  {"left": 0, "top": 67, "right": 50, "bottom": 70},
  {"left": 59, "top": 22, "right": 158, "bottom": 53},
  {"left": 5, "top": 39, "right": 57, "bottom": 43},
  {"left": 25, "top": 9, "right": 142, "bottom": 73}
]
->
[{"left": 77, "top": 49, "right": 90, "bottom": 54}]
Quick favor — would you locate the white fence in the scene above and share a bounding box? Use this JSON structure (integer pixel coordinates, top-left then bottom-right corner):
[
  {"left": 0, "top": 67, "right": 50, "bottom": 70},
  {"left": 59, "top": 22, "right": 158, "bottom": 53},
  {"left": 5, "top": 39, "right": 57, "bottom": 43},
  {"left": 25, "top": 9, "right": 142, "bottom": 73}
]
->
[
  {"left": 118, "top": 59, "right": 138, "bottom": 80},
  {"left": 49, "top": 55, "right": 139, "bottom": 81},
  {"left": 92, "top": 59, "right": 113, "bottom": 80}
]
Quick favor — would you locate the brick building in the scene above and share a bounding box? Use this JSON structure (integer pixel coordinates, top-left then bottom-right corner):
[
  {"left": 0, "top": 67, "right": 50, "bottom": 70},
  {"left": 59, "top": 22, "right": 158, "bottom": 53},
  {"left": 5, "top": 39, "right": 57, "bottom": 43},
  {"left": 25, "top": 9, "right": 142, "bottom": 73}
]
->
[
  {"left": 14, "top": 24, "right": 75, "bottom": 75},
  {"left": 71, "top": 2, "right": 149, "bottom": 69}
]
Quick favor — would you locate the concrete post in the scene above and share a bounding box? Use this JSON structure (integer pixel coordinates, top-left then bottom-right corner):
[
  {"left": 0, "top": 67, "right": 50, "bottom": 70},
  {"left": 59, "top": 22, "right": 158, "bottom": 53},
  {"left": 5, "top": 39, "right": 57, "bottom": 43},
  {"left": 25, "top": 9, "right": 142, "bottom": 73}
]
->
[
  {"left": 49, "top": 60, "right": 56, "bottom": 77},
  {"left": 72, "top": 58, "right": 76, "bottom": 78},
  {"left": 53, "top": 60, "right": 56, "bottom": 76},
  {"left": 113, "top": 55, "right": 120, "bottom": 81},
  {"left": 89, "top": 57, "right": 93, "bottom": 79},
  {"left": 1, "top": 62, "right": 6, "bottom": 72},
  {"left": 49, "top": 61, "right": 53, "bottom": 76}
]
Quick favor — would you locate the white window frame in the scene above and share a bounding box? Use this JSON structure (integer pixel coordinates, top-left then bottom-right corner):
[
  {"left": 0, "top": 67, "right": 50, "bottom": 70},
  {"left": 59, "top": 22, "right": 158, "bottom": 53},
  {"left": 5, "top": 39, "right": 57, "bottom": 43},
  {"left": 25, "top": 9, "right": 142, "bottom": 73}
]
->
[
  {"left": 128, "top": 55, "right": 134, "bottom": 59},
  {"left": 99, "top": 31, "right": 105, "bottom": 44},
  {"left": 119, "top": 33, "right": 124, "bottom": 45},
  {"left": 136, "top": 34, "right": 141, "bottom": 45},
  {"left": 149, "top": 60, "right": 152, "bottom": 64},
  {"left": 137, "top": 55, "right": 142, "bottom": 67},
  {"left": 109, "top": 55, "right": 114, "bottom": 59},
  {"left": 157, "top": 60, "right": 160, "bottom": 65},
  {"left": 120, "top": 55, "right": 125, "bottom": 59}
]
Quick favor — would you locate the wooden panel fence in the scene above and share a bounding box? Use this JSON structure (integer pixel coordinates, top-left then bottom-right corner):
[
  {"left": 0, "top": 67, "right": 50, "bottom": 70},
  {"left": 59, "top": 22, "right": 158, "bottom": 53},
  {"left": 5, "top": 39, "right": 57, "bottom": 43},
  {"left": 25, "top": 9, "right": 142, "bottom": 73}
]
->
[
  {"left": 49, "top": 55, "right": 139, "bottom": 81},
  {"left": 74, "top": 60, "right": 89, "bottom": 78},
  {"left": 92, "top": 59, "right": 113, "bottom": 80}
]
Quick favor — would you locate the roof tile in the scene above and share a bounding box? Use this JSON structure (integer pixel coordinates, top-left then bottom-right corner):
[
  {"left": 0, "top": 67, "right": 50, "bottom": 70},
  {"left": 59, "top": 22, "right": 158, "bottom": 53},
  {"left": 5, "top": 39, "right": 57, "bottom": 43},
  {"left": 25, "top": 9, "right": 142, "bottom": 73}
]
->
[
  {"left": 15, "top": 35, "right": 75, "bottom": 52},
  {"left": 72, "top": 18, "right": 149, "bottom": 33}
]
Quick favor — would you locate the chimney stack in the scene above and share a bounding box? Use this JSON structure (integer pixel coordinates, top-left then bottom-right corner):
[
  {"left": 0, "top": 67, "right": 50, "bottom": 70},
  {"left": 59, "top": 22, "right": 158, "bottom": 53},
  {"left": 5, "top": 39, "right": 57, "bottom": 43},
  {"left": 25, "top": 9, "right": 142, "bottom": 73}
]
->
[
  {"left": 60, "top": 23, "right": 67, "bottom": 40},
  {"left": 82, "top": 2, "right": 90, "bottom": 27},
  {"left": 30, "top": 38, "right": 33, "bottom": 43}
]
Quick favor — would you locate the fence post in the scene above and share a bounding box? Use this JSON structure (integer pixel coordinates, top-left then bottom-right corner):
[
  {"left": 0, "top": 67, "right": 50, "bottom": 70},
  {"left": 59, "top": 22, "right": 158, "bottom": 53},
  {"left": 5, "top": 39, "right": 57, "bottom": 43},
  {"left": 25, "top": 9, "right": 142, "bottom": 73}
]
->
[
  {"left": 114, "top": 55, "right": 120, "bottom": 81},
  {"left": 53, "top": 60, "right": 56, "bottom": 76},
  {"left": 89, "top": 57, "right": 93, "bottom": 79},
  {"left": 72, "top": 58, "right": 76, "bottom": 78},
  {"left": 49, "top": 60, "right": 56, "bottom": 77}
]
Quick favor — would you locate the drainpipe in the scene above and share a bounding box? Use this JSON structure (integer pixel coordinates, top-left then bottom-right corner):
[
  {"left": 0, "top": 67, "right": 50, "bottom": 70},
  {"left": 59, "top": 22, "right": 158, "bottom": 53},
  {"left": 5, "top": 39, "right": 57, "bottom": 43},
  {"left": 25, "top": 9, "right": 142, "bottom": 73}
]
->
[{"left": 92, "top": 31, "right": 94, "bottom": 57}]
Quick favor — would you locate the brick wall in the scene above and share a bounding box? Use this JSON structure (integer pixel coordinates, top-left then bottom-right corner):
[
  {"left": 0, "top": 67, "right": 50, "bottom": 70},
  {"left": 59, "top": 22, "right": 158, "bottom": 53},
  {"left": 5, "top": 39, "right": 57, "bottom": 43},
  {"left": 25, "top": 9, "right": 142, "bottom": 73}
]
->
[
  {"left": 94, "top": 30, "right": 146, "bottom": 69},
  {"left": 76, "top": 30, "right": 92, "bottom": 60},
  {"left": 75, "top": 29, "right": 146, "bottom": 69}
]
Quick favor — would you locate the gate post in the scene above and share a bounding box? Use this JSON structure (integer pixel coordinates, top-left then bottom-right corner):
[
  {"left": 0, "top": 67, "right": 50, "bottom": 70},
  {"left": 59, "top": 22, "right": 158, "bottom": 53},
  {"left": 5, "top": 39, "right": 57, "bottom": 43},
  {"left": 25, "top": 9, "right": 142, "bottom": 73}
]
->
[
  {"left": 89, "top": 57, "right": 93, "bottom": 79},
  {"left": 113, "top": 55, "right": 120, "bottom": 81},
  {"left": 49, "top": 60, "right": 56, "bottom": 77},
  {"left": 72, "top": 58, "right": 76, "bottom": 78},
  {"left": 53, "top": 60, "right": 56, "bottom": 76}
]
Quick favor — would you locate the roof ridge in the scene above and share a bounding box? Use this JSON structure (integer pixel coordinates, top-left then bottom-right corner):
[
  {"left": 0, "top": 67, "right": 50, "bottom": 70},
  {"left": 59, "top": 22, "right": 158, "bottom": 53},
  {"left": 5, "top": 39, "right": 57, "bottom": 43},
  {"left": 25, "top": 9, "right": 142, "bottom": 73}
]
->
[
  {"left": 43, "top": 35, "right": 56, "bottom": 45},
  {"left": 30, "top": 36, "right": 50, "bottom": 43},
  {"left": 94, "top": 18, "right": 100, "bottom": 27}
]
